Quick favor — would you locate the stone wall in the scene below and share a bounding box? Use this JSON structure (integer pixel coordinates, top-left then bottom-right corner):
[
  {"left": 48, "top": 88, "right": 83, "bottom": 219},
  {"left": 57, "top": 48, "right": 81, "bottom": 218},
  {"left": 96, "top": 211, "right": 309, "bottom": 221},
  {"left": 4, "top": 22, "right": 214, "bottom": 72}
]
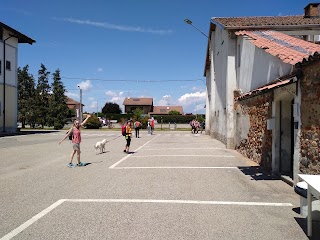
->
[
  {"left": 235, "top": 93, "right": 273, "bottom": 171},
  {"left": 299, "top": 61, "right": 320, "bottom": 174}
]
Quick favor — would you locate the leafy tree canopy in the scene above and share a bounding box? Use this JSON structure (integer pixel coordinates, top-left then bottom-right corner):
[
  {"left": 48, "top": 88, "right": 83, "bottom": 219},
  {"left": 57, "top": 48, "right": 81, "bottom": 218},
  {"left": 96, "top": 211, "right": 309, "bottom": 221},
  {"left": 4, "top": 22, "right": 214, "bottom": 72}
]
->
[
  {"left": 102, "top": 102, "right": 122, "bottom": 114},
  {"left": 168, "top": 110, "right": 181, "bottom": 115}
]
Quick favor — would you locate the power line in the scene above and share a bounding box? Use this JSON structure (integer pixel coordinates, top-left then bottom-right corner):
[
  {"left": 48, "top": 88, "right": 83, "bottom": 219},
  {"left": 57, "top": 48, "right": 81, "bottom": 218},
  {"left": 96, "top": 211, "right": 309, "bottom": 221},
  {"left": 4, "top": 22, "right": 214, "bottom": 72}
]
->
[{"left": 60, "top": 76, "right": 204, "bottom": 83}]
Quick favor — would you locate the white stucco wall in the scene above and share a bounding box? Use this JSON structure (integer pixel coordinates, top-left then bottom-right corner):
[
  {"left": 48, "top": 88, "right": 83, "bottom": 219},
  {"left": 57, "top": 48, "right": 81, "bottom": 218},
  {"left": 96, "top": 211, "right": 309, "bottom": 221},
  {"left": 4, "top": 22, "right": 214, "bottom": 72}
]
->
[
  {"left": 0, "top": 29, "right": 19, "bottom": 132},
  {"left": 237, "top": 36, "right": 292, "bottom": 93},
  {"left": 211, "top": 28, "right": 229, "bottom": 142}
]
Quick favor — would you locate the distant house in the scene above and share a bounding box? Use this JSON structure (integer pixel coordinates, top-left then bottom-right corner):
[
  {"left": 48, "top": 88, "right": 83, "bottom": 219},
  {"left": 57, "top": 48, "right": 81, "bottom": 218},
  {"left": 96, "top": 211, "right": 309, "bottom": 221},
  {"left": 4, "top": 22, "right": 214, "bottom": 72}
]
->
[
  {"left": 66, "top": 97, "right": 84, "bottom": 118},
  {"left": 149, "top": 106, "right": 184, "bottom": 115},
  {"left": 123, "top": 97, "right": 153, "bottom": 114},
  {"left": 0, "top": 22, "right": 35, "bottom": 133}
]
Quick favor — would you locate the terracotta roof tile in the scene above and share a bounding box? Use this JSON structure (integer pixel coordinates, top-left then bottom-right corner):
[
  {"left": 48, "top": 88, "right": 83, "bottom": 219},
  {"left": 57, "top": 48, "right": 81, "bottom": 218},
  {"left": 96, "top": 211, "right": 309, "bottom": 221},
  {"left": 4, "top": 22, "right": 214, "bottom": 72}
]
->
[
  {"left": 235, "top": 30, "right": 320, "bottom": 65},
  {"left": 66, "top": 97, "right": 84, "bottom": 106},
  {"left": 213, "top": 15, "right": 320, "bottom": 28},
  {"left": 236, "top": 74, "right": 298, "bottom": 101},
  {"left": 123, "top": 97, "right": 153, "bottom": 106},
  {"left": 150, "top": 106, "right": 184, "bottom": 115}
]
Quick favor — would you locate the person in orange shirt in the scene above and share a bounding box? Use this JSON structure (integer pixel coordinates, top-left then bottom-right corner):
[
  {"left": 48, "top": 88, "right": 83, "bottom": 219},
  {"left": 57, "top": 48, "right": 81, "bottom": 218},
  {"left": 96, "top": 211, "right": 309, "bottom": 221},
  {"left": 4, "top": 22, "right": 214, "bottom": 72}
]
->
[
  {"left": 134, "top": 120, "right": 141, "bottom": 138},
  {"left": 59, "top": 114, "right": 91, "bottom": 167},
  {"left": 123, "top": 120, "right": 132, "bottom": 153}
]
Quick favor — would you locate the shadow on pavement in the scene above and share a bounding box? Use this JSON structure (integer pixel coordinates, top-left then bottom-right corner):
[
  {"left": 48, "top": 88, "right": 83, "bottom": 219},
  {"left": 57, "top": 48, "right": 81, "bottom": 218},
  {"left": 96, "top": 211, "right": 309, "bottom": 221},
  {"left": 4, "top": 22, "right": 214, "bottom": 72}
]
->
[
  {"left": 238, "top": 166, "right": 281, "bottom": 181},
  {"left": 0, "top": 130, "right": 59, "bottom": 138},
  {"left": 294, "top": 216, "right": 320, "bottom": 239}
]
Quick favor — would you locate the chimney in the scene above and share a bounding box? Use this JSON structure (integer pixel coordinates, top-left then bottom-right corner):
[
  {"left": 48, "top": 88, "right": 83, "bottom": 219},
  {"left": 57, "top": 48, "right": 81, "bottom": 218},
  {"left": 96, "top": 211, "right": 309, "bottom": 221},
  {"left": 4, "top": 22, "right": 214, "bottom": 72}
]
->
[{"left": 304, "top": 3, "right": 320, "bottom": 18}]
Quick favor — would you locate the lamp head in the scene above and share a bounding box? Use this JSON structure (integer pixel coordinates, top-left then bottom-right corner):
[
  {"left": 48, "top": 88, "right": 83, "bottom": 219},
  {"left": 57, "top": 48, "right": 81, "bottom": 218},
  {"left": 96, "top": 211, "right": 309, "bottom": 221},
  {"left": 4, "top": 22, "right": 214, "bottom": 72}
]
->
[{"left": 184, "top": 19, "right": 192, "bottom": 25}]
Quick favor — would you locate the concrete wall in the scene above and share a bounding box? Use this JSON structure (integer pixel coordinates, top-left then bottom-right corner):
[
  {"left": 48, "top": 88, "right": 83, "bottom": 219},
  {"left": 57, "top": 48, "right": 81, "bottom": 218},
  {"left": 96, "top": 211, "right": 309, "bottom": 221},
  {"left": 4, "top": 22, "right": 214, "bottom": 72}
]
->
[
  {"left": 237, "top": 36, "right": 292, "bottom": 93},
  {"left": 210, "top": 28, "right": 229, "bottom": 144},
  {"left": 0, "top": 29, "right": 19, "bottom": 133}
]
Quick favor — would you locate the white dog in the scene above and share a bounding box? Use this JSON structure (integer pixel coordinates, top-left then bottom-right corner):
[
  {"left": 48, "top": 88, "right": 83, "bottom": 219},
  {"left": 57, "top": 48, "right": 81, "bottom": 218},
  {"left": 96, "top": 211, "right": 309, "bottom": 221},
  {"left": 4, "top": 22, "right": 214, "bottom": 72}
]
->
[{"left": 94, "top": 139, "right": 107, "bottom": 154}]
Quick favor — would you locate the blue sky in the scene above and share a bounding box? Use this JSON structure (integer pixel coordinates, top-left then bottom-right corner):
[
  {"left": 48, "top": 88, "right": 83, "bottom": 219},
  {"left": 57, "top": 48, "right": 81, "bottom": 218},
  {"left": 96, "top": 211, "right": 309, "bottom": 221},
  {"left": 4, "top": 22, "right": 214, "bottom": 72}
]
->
[{"left": 2, "top": 0, "right": 313, "bottom": 114}]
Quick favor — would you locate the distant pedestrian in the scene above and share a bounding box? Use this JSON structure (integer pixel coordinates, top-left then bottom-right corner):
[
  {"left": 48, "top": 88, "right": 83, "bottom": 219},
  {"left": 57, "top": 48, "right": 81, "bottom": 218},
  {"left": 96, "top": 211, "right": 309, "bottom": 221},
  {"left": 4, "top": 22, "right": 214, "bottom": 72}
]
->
[
  {"left": 134, "top": 120, "right": 141, "bottom": 138},
  {"left": 123, "top": 120, "right": 132, "bottom": 153},
  {"left": 59, "top": 114, "right": 91, "bottom": 167},
  {"left": 151, "top": 117, "right": 155, "bottom": 134},
  {"left": 200, "top": 121, "right": 205, "bottom": 133},
  {"left": 147, "top": 121, "right": 151, "bottom": 135}
]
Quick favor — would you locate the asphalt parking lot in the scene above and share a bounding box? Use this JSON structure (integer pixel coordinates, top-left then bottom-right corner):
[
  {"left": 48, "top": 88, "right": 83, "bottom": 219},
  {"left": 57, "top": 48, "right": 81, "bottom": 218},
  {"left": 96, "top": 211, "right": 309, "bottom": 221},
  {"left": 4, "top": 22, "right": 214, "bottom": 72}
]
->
[{"left": 0, "top": 130, "right": 316, "bottom": 239}]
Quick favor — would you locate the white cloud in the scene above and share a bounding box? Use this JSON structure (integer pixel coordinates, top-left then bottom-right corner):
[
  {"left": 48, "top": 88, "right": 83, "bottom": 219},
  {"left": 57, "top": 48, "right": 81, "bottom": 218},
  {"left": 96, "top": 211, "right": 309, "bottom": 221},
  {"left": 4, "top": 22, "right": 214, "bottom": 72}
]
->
[
  {"left": 57, "top": 17, "right": 173, "bottom": 35},
  {"left": 97, "top": 68, "right": 103, "bottom": 72},
  {"left": 104, "top": 91, "right": 125, "bottom": 111},
  {"left": 178, "top": 91, "right": 206, "bottom": 114},
  {"left": 88, "top": 97, "right": 95, "bottom": 101},
  {"left": 77, "top": 80, "right": 92, "bottom": 91},
  {"left": 157, "top": 95, "right": 173, "bottom": 106},
  {"left": 65, "top": 92, "right": 78, "bottom": 100},
  {"left": 178, "top": 91, "right": 206, "bottom": 103}
]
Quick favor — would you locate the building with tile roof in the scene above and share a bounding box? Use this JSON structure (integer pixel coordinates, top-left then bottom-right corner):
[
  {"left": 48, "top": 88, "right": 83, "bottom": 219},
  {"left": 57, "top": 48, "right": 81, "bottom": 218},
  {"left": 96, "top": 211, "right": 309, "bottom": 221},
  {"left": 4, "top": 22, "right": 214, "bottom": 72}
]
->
[
  {"left": 204, "top": 3, "right": 320, "bottom": 183},
  {"left": 149, "top": 106, "right": 184, "bottom": 115},
  {"left": 1, "top": 22, "right": 35, "bottom": 133},
  {"left": 123, "top": 97, "right": 154, "bottom": 114}
]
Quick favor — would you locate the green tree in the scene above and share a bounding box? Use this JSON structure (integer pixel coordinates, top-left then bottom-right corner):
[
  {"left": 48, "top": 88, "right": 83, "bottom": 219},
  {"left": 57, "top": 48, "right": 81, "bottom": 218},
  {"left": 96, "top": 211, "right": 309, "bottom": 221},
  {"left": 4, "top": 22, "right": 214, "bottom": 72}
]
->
[
  {"left": 35, "top": 64, "right": 51, "bottom": 128},
  {"left": 84, "top": 115, "right": 102, "bottom": 129},
  {"left": 102, "top": 102, "right": 122, "bottom": 114},
  {"left": 133, "top": 108, "right": 143, "bottom": 121},
  {"left": 168, "top": 110, "right": 181, "bottom": 115},
  {"left": 18, "top": 65, "right": 35, "bottom": 128},
  {"left": 17, "top": 65, "right": 36, "bottom": 128},
  {"left": 48, "top": 69, "right": 69, "bottom": 129}
]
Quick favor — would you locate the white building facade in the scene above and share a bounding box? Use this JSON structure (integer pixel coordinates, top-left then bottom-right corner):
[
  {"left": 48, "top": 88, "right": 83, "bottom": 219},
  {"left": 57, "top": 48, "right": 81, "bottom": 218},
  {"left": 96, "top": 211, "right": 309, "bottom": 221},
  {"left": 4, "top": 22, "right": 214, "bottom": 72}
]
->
[{"left": 0, "top": 22, "right": 35, "bottom": 132}]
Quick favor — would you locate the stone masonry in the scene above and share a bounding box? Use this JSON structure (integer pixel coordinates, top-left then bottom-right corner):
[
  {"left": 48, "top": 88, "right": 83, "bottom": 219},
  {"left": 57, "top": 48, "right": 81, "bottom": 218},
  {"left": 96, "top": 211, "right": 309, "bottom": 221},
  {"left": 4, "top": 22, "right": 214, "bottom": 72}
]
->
[
  {"left": 299, "top": 60, "right": 320, "bottom": 174},
  {"left": 235, "top": 93, "right": 273, "bottom": 171}
]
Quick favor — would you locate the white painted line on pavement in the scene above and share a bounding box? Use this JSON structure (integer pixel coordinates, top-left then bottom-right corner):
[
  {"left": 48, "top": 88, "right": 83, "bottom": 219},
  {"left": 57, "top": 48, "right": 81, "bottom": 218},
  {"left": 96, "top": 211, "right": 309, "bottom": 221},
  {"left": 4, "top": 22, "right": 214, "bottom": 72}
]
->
[
  {"left": 129, "top": 155, "right": 235, "bottom": 158},
  {"left": 0, "top": 198, "right": 293, "bottom": 239},
  {"left": 109, "top": 135, "right": 160, "bottom": 169},
  {"left": 68, "top": 198, "right": 293, "bottom": 207},
  {"left": 142, "top": 148, "right": 225, "bottom": 150},
  {"left": 0, "top": 199, "right": 66, "bottom": 240},
  {"left": 114, "top": 166, "right": 239, "bottom": 169}
]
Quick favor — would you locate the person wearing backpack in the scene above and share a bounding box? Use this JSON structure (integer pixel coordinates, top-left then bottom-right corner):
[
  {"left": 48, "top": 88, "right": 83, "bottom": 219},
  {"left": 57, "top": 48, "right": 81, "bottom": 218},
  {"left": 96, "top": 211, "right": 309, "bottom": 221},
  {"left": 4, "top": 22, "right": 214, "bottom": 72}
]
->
[
  {"left": 134, "top": 120, "right": 141, "bottom": 138},
  {"left": 123, "top": 120, "right": 132, "bottom": 153},
  {"left": 59, "top": 114, "right": 91, "bottom": 167}
]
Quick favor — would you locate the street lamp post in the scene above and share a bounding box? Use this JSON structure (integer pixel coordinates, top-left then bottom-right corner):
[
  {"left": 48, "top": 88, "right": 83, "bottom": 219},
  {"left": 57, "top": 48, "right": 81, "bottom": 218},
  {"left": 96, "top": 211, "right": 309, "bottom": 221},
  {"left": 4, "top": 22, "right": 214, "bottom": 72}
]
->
[{"left": 184, "top": 19, "right": 209, "bottom": 38}]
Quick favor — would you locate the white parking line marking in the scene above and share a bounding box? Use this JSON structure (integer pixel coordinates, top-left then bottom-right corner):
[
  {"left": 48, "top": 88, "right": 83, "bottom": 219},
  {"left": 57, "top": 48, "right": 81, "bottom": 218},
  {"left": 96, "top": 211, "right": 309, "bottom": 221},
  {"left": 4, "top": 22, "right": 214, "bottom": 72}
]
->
[
  {"left": 0, "top": 198, "right": 293, "bottom": 239},
  {"left": 0, "top": 199, "right": 66, "bottom": 240},
  {"left": 129, "top": 155, "right": 235, "bottom": 158},
  {"left": 109, "top": 135, "right": 159, "bottom": 169},
  {"left": 68, "top": 198, "right": 293, "bottom": 207},
  {"left": 142, "top": 148, "right": 225, "bottom": 150},
  {"left": 114, "top": 167, "right": 239, "bottom": 169}
]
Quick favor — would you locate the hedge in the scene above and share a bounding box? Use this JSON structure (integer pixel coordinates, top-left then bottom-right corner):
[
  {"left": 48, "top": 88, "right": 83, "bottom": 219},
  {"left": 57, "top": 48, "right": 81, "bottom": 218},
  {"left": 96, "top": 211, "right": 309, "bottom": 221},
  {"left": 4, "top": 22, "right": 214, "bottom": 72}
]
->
[{"left": 152, "top": 115, "right": 203, "bottom": 124}]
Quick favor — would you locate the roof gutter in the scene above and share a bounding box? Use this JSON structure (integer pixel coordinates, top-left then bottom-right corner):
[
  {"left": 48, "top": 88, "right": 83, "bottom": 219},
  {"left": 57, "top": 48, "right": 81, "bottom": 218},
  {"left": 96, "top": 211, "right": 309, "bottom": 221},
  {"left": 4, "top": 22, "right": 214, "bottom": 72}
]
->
[
  {"left": 210, "top": 18, "right": 225, "bottom": 30},
  {"left": 223, "top": 24, "right": 320, "bottom": 31}
]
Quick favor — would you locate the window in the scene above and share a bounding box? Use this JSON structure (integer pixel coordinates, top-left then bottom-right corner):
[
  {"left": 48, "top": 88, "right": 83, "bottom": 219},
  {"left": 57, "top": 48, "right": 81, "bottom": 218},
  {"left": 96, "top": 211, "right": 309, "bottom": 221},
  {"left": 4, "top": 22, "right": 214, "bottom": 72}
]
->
[
  {"left": 6, "top": 60, "right": 11, "bottom": 71},
  {"left": 0, "top": 61, "right": 1, "bottom": 74}
]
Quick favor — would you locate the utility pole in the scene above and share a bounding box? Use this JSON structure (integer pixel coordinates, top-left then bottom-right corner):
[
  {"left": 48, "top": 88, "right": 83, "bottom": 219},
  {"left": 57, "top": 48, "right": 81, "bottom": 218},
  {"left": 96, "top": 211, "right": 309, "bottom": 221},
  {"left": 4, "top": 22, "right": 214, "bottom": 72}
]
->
[{"left": 78, "top": 86, "right": 82, "bottom": 123}]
